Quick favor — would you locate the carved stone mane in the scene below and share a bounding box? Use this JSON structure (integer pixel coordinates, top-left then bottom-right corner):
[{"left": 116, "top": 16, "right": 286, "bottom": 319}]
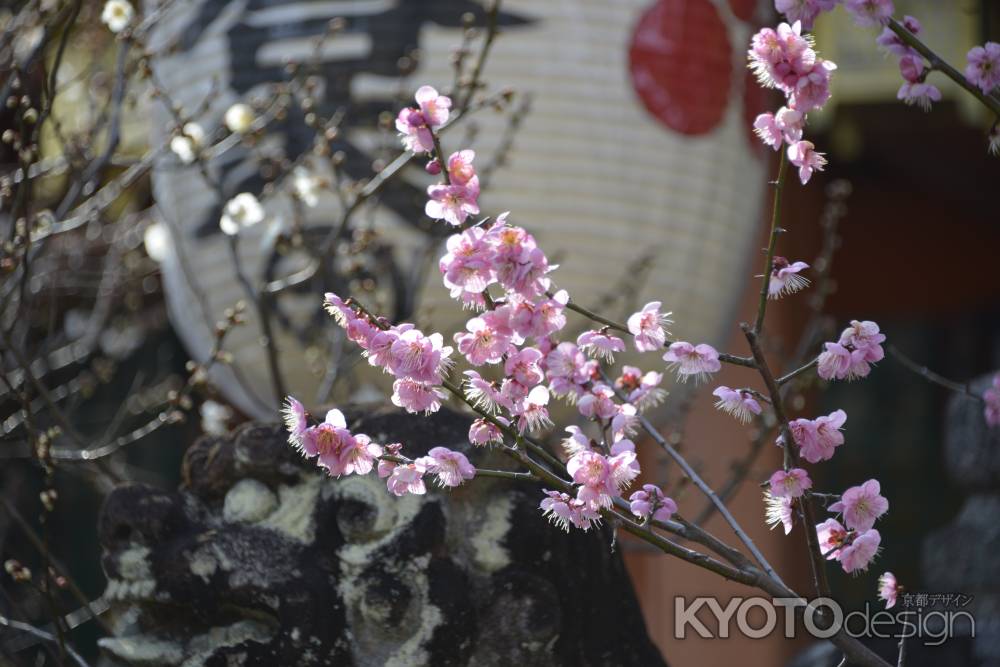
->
[{"left": 97, "top": 407, "right": 666, "bottom": 666}]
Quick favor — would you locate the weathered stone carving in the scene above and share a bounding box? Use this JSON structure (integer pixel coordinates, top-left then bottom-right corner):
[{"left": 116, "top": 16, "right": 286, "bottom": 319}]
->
[{"left": 97, "top": 407, "right": 666, "bottom": 666}]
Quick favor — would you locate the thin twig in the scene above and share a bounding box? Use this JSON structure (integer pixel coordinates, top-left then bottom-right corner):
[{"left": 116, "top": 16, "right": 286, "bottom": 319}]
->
[
  {"left": 457, "top": 0, "right": 501, "bottom": 114},
  {"left": 889, "top": 345, "right": 984, "bottom": 402},
  {"left": 753, "top": 150, "right": 789, "bottom": 336},
  {"left": 634, "top": 411, "right": 786, "bottom": 587},
  {"left": 557, "top": 293, "right": 758, "bottom": 369},
  {"left": 777, "top": 358, "right": 818, "bottom": 385},
  {"left": 743, "top": 325, "right": 830, "bottom": 597}
]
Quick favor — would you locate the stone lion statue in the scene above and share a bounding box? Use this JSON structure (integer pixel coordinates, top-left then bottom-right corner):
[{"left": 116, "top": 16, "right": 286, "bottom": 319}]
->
[{"left": 97, "top": 407, "right": 666, "bottom": 666}]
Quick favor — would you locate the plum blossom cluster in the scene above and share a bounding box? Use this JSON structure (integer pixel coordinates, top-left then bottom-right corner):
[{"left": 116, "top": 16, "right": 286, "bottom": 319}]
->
[
  {"left": 816, "top": 479, "right": 889, "bottom": 573},
  {"left": 876, "top": 17, "right": 942, "bottom": 111},
  {"left": 772, "top": 1, "right": 1000, "bottom": 149},
  {"left": 324, "top": 293, "right": 452, "bottom": 415},
  {"left": 817, "top": 319, "right": 886, "bottom": 381},
  {"left": 763, "top": 317, "right": 890, "bottom": 575},
  {"left": 748, "top": 20, "right": 835, "bottom": 183},
  {"left": 396, "top": 86, "right": 481, "bottom": 226},
  {"left": 279, "top": 73, "right": 904, "bottom": 610},
  {"left": 282, "top": 398, "right": 475, "bottom": 495}
]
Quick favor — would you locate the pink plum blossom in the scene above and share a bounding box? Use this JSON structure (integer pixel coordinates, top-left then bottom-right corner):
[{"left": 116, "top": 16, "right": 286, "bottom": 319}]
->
[
  {"left": 417, "top": 446, "right": 476, "bottom": 487},
  {"left": 984, "top": 373, "right": 1000, "bottom": 427},
  {"left": 843, "top": 0, "right": 894, "bottom": 27},
  {"left": 629, "top": 484, "right": 678, "bottom": 523},
  {"left": 569, "top": 445, "right": 639, "bottom": 510},
  {"left": 509, "top": 290, "right": 568, "bottom": 340},
  {"left": 455, "top": 314, "right": 511, "bottom": 366},
  {"left": 768, "top": 257, "right": 810, "bottom": 298},
  {"left": 817, "top": 342, "right": 873, "bottom": 382},
  {"left": 562, "top": 425, "right": 593, "bottom": 457},
  {"left": 447, "top": 149, "right": 478, "bottom": 188},
  {"left": 838, "top": 529, "right": 882, "bottom": 573},
  {"left": 514, "top": 385, "right": 553, "bottom": 433},
  {"left": 748, "top": 22, "right": 817, "bottom": 93},
  {"left": 876, "top": 16, "right": 920, "bottom": 57},
  {"left": 898, "top": 54, "right": 924, "bottom": 83},
  {"left": 839, "top": 320, "right": 886, "bottom": 352},
  {"left": 391, "top": 379, "right": 447, "bottom": 415},
  {"left": 395, "top": 107, "right": 434, "bottom": 153},
  {"left": 415, "top": 85, "right": 450, "bottom": 126},
  {"left": 896, "top": 55, "right": 940, "bottom": 110},
  {"left": 965, "top": 42, "right": 1000, "bottom": 93},
  {"left": 577, "top": 383, "right": 618, "bottom": 421},
  {"left": 282, "top": 396, "right": 309, "bottom": 450},
  {"left": 386, "top": 460, "right": 428, "bottom": 496},
  {"left": 387, "top": 328, "right": 452, "bottom": 384},
  {"left": 753, "top": 113, "right": 784, "bottom": 151},
  {"left": 616, "top": 366, "right": 666, "bottom": 412},
  {"left": 324, "top": 293, "right": 377, "bottom": 351},
  {"left": 439, "top": 227, "right": 496, "bottom": 296},
  {"left": 789, "top": 58, "right": 836, "bottom": 112},
  {"left": 366, "top": 325, "right": 407, "bottom": 369},
  {"left": 469, "top": 417, "right": 506, "bottom": 446},
  {"left": 377, "top": 443, "right": 403, "bottom": 478},
  {"left": 426, "top": 183, "right": 480, "bottom": 226},
  {"left": 789, "top": 409, "right": 847, "bottom": 463},
  {"left": 627, "top": 301, "right": 671, "bottom": 352},
  {"left": 611, "top": 404, "right": 640, "bottom": 441},
  {"left": 775, "top": 106, "right": 805, "bottom": 142},
  {"left": 765, "top": 492, "right": 795, "bottom": 534},
  {"left": 829, "top": 479, "right": 889, "bottom": 532},
  {"left": 769, "top": 468, "right": 812, "bottom": 499},
  {"left": 504, "top": 347, "right": 545, "bottom": 387},
  {"left": 301, "top": 409, "right": 355, "bottom": 473},
  {"left": 545, "top": 342, "right": 595, "bottom": 402},
  {"left": 816, "top": 518, "right": 848, "bottom": 559},
  {"left": 487, "top": 217, "right": 553, "bottom": 298},
  {"left": 540, "top": 490, "right": 601, "bottom": 532},
  {"left": 787, "top": 140, "right": 827, "bottom": 185},
  {"left": 567, "top": 450, "right": 609, "bottom": 490},
  {"left": 500, "top": 377, "right": 529, "bottom": 408},
  {"left": 712, "top": 386, "right": 762, "bottom": 423},
  {"left": 878, "top": 572, "right": 899, "bottom": 609},
  {"left": 463, "top": 371, "right": 510, "bottom": 414},
  {"left": 577, "top": 329, "right": 626, "bottom": 362},
  {"left": 395, "top": 87, "right": 451, "bottom": 153},
  {"left": 817, "top": 320, "right": 885, "bottom": 381},
  {"left": 897, "top": 81, "right": 941, "bottom": 111},
  {"left": 663, "top": 342, "right": 721, "bottom": 383},
  {"left": 337, "top": 434, "right": 382, "bottom": 476}
]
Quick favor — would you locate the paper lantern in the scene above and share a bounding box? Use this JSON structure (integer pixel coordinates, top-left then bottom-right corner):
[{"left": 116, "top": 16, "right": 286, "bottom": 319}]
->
[{"left": 146, "top": 0, "right": 767, "bottom": 417}]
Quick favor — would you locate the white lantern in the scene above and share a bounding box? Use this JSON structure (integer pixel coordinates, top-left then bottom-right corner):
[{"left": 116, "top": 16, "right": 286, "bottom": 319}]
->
[{"left": 146, "top": 0, "right": 767, "bottom": 417}]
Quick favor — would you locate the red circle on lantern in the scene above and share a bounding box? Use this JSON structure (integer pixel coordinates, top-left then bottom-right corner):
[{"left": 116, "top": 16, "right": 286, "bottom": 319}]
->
[{"left": 628, "top": 0, "right": 733, "bottom": 136}]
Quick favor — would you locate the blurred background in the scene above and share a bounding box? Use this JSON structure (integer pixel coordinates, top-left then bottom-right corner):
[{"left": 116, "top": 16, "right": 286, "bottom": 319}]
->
[{"left": 1, "top": 0, "right": 999, "bottom": 665}]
